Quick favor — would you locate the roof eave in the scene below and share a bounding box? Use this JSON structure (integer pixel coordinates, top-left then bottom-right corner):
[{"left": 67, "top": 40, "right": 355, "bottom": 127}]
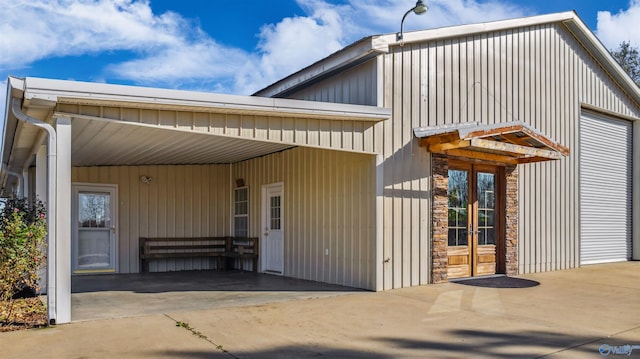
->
[
  {"left": 561, "top": 17, "right": 640, "bottom": 107},
  {"left": 21, "top": 77, "right": 391, "bottom": 122},
  {"left": 253, "top": 36, "right": 389, "bottom": 98}
]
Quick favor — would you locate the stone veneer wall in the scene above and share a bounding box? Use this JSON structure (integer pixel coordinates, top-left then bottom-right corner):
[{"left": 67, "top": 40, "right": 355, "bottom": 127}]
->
[
  {"left": 505, "top": 166, "right": 519, "bottom": 276},
  {"left": 431, "top": 156, "right": 519, "bottom": 283},
  {"left": 431, "top": 155, "right": 449, "bottom": 283}
]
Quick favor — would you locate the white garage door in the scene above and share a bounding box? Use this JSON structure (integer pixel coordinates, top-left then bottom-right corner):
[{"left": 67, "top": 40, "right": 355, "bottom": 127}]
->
[{"left": 580, "top": 111, "right": 632, "bottom": 265}]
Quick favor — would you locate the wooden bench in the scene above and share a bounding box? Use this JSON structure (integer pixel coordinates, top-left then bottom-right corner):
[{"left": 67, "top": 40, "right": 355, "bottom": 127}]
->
[
  {"left": 224, "top": 237, "right": 259, "bottom": 272},
  {"left": 139, "top": 237, "right": 259, "bottom": 273}
]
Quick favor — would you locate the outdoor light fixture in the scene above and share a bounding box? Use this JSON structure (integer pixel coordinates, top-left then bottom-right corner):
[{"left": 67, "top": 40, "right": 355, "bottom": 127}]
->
[
  {"left": 140, "top": 175, "right": 153, "bottom": 184},
  {"left": 396, "top": 0, "right": 428, "bottom": 42}
]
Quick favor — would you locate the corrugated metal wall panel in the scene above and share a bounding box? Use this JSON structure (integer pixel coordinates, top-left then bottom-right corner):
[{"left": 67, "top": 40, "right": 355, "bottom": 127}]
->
[
  {"left": 72, "top": 165, "right": 231, "bottom": 273},
  {"left": 58, "top": 104, "right": 380, "bottom": 156},
  {"left": 580, "top": 112, "right": 632, "bottom": 264},
  {"left": 232, "top": 147, "right": 376, "bottom": 290},
  {"left": 288, "top": 60, "right": 378, "bottom": 106},
  {"left": 281, "top": 21, "right": 639, "bottom": 287}
]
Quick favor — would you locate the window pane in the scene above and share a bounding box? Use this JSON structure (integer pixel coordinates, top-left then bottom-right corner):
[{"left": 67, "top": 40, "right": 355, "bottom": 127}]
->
[
  {"left": 233, "top": 188, "right": 249, "bottom": 236},
  {"left": 270, "top": 195, "right": 281, "bottom": 230},
  {"left": 79, "top": 193, "right": 110, "bottom": 228},
  {"left": 448, "top": 228, "right": 457, "bottom": 246},
  {"left": 234, "top": 217, "right": 248, "bottom": 237},
  {"left": 448, "top": 170, "right": 468, "bottom": 208},
  {"left": 448, "top": 169, "right": 468, "bottom": 247},
  {"left": 486, "top": 228, "right": 496, "bottom": 245},
  {"left": 458, "top": 229, "right": 468, "bottom": 246},
  {"left": 477, "top": 173, "right": 495, "bottom": 209}
]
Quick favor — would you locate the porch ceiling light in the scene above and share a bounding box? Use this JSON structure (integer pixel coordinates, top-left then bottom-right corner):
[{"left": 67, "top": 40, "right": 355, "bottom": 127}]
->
[{"left": 396, "top": 0, "right": 428, "bottom": 41}]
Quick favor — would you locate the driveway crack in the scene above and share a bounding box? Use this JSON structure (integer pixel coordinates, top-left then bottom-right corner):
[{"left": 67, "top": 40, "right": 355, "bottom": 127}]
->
[{"left": 164, "top": 313, "right": 238, "bottom": 358}]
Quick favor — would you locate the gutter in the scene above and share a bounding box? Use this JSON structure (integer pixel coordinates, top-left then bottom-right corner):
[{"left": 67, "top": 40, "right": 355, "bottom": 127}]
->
[{"left": 10, "top": 98, "right": 58, "bottom": 325}]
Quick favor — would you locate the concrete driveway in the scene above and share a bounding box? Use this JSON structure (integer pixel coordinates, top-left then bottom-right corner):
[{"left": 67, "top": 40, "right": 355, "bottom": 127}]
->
[{"left": 2, "top": 262, "right": 639, "bottom": 358}]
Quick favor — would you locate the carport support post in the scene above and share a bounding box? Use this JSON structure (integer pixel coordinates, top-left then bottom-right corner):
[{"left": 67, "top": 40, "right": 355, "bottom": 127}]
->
[{"left": 54, "top": 116, "right": 72, "bottom": 324}]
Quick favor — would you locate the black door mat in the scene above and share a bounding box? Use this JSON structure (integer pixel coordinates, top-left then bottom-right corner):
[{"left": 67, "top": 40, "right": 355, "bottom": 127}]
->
[{"left": 450, "top": 275, "right": 540, "bottom": 288}]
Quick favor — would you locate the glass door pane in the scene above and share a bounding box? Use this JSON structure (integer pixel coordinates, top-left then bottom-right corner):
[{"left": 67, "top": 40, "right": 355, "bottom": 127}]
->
[
  {"left": 448, "top": 169, "right": 469, "bottom": 246},
  {"left": 476, "top": 172, "right": 496, "bottom": 245},
  {"left": 78, "top": 192, "right": 112, "bottom": 269}
]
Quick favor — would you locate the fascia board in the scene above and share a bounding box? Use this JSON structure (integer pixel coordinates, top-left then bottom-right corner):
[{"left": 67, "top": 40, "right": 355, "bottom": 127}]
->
[
  {"left": 381, "top": 11, "right": 578, "bottom": 45},
  {"left": 22, "top": 77, "right": 390, "bottom": 122}
]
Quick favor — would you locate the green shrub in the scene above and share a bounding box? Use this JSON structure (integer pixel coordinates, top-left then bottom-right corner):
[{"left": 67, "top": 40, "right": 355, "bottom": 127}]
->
[{"left": 0, "top": 198, "right": 47, "bottom": 325}]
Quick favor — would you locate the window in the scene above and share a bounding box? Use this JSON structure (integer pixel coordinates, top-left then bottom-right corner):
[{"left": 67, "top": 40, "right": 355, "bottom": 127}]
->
[{"left": 234, "top": 187, "right": 249, "bottom": 237}]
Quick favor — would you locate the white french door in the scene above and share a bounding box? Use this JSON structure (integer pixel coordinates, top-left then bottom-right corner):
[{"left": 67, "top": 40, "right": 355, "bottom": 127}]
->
[
  {"left": 262, "top": 183, "right": 284, "bottom": 274},
  {"left": 72, "top": 184, "right": 118, "bottom": 274}
]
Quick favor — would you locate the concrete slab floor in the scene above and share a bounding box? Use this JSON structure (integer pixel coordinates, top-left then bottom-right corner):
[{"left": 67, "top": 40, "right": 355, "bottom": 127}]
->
[
  {"left": 1, "top": 262, "right": 639, "bottom": 358},
  {"left": 72, "top": 270, "right": 362, "bottom": 321}
]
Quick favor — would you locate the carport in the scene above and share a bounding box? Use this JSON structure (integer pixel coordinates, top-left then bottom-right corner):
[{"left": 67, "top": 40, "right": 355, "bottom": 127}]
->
[{"left": 2, "top": 76, "right": 391, "bottom": 324}]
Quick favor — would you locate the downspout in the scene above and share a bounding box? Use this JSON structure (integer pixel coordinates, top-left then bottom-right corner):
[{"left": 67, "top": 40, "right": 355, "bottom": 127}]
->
[
  {"left": 1, "top": 163, "right": 23, "bottom": 196},
  {"left": 10, "top": 98, "right": 58, "bottom": 325},
  {"left": 22, "top": 131, "right": 47, "bottom": 200}
]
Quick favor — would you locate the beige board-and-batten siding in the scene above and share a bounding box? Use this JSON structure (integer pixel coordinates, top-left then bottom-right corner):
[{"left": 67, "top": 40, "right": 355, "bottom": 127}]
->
[
  {"left": 72, "top": 165, "right": 231, "bottom": 273},
  {"left": 72, "top": 147, "right": 377, "bottom": 290},
  {"left": 233, "top": 147, "right": 377, "bottom": 290},
  {"left": 283, "top": 22, "right": 640, "bottom": 287}
]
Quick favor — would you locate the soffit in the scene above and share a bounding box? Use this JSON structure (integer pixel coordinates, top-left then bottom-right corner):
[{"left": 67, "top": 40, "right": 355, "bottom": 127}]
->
[{"left": 70, "top": 117, "right": 293, "bottom": 166}]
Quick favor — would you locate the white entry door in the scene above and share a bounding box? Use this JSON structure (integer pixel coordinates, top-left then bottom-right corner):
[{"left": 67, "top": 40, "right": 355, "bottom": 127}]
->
[
  {"left": 262, "top": 183, "right": 284, "bottom": 274},
  {"left": 72, "top": 184, "right": 118, "bottom": 274}
]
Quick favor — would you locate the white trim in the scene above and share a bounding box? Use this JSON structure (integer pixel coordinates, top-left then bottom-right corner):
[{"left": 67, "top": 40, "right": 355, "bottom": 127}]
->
[
  {"left": 20, "top": 77, "right": 390, "bottom": 122},
  {"left": 71, "top": 183, "right": 119, "bottom": 274}
]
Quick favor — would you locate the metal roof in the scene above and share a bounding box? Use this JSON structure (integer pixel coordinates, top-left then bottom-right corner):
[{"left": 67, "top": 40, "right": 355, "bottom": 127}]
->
[{"left": 1, "top": 77, "right": 391, "bottom": 189}]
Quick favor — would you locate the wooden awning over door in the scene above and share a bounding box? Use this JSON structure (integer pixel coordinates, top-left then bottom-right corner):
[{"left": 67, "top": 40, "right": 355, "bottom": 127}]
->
[{"left": 414, "top": 121, "right": 569, "bottom": 165}]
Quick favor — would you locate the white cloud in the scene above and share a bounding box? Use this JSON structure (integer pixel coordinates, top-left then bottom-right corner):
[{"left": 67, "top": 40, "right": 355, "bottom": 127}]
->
[
  {"left": 0, "top": 0, "right": 531, "bottom": 95},
  {"left": 235, "top": 0, "right": 530, "bottom": 94},
  {"left": 596, "top": 0, "right": 640, "bottom": 49},
  {"left": 346, "top": 0, "right": 529, "bottom": 34},
  {"left": 0, "top": 0, "right": 188, "bottom": 70}
]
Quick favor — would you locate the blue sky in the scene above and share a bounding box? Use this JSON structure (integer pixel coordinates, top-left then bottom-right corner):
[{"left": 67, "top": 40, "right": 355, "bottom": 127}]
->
[{"left": 2, "top": 0, "right": 639, "bottom": 115}]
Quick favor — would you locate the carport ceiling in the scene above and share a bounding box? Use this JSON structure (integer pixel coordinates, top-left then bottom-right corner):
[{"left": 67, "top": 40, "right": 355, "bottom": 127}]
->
[{"left": 71, "top": 118, "right": 293, "bottom": 166}]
